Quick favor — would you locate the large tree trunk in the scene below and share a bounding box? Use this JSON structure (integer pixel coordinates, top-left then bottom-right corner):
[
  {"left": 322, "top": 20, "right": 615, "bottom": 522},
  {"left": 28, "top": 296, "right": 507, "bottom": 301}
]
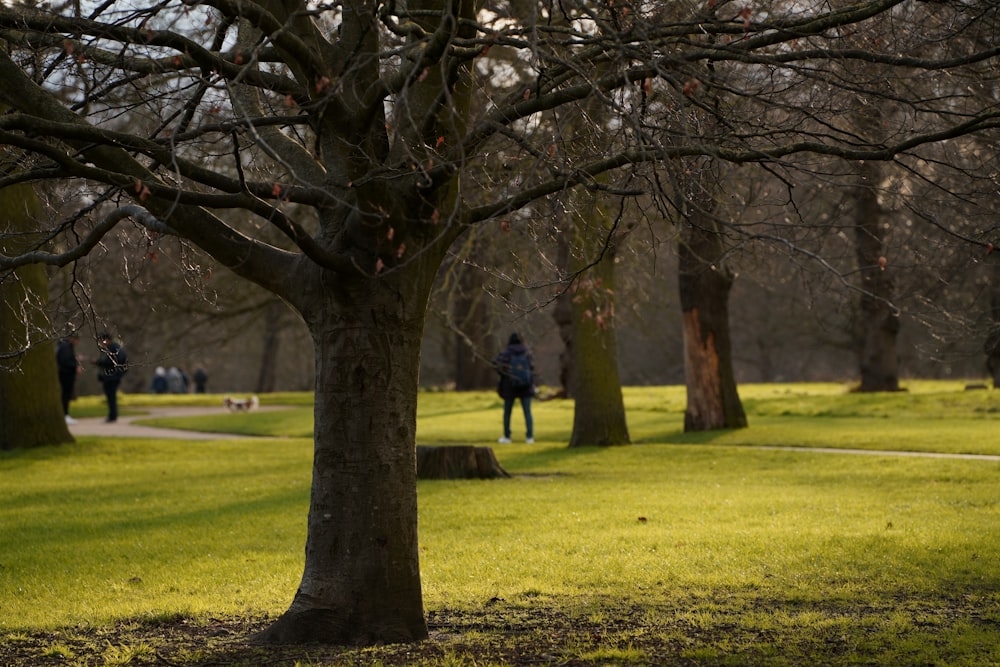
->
[
  {"left": 567, "top": 222, "right": 630, "bottom": 447},
  {"left": 678, "top": 206, "right": 747, "bottom": 432},
  {"left": 255, "top": 269, "right": 433, "bottom": 645},
  {"left": 251, "top": 0, "right": 474, "bottom": 643},
  {"left": 853, "top": 161, "right": 900, "bottom": 392},
  {"left": 0, "top": 178, "right": 73, "bottom": 450}
]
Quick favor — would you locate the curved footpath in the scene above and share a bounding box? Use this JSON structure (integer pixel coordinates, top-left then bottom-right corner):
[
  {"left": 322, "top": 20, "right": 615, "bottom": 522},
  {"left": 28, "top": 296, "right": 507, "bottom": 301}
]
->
[
  {"left": 66, "top": 407, "right": 1000, "bottom": 460},
  {"left": 67, "top": 406, "right": 270, "bottom": 440}
]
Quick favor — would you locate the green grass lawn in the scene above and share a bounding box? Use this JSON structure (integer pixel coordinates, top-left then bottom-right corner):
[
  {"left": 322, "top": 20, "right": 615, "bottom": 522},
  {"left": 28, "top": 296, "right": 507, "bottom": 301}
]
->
[{"left": 2, "top": 382, "right": 998, "bottom": 665}]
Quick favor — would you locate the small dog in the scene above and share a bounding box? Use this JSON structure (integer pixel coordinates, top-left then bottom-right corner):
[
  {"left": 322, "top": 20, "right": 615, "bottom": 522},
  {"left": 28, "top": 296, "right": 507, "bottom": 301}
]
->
[{"left": 223, "top": 395, "right": 259, "bottom": 412}]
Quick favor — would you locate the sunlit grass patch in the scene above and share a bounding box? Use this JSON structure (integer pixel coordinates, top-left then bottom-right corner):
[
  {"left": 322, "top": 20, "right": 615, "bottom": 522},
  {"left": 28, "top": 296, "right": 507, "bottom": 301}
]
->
[
  {"left": 40, "top": 642, "right": 75, "bottom": 660},
  {"left": 138, "top": 406, "right": 315, "bottom": 437},
  {"left": 1, "top": 437, "right": 310, "bottom": 629},
  {"left": 3, "top": 383, "right": 999, "bottom": 664},
  {"left": 101, "top": 641, "right": 157, "bottom": 666},
  {"left": 573, "top": 644, "right": 649, "bottom": 664},
  {"left": 418, "top": 443, "right": 999, "bottom": 606}
]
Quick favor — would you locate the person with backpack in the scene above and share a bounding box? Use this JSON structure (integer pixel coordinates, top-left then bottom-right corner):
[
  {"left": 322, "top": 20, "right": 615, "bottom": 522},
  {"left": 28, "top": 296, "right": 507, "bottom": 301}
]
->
[
  {"left": 494, "top": 332, "right": 536, "bottom": 444},
  {"left": 94, "top": 332, "right": 128, "bottom": 423}
]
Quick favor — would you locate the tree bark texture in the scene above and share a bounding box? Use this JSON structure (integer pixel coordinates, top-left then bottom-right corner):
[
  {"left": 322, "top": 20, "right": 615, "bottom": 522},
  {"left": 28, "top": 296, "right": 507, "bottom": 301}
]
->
[
  {"left": 853, "top": 161, "right": 901, "bottom": 392},
  {"left": 255, "top": 269, "right": 436, "bottom": 645},
  {"left": 416, "top": 446, "right": 510, "bottom": 479},
  {"left": 0, "top": 180, "right": 73, "bottom": 450},
  {"left": 678, "top": 208, "right": 747, "bottom": 432}
]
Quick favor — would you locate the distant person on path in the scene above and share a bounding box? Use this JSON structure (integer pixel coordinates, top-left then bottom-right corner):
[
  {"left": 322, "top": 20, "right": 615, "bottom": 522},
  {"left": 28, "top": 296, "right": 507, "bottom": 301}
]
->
[
  {"left": 493, "top": 332, "right": 536, "bottom": 444},
  {"left": 55, "top": 333, "right": 82, "bottom": 424},
  {"left": 166, "top": 366, "right": 188, "bottom": 393},
  {"left": 94, "top": 332, "right": 128, "bottom": 422},
  {"left": 193, "top": 367, "right": 208, "bottom": 393},
  {"left": 150, "top": 367, "right": 168, "bottom": 394}
]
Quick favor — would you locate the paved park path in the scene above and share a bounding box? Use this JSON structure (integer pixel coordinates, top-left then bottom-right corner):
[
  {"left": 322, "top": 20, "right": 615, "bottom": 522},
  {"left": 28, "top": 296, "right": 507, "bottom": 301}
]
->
[
  {"left": 67, "top": 407, "right": 1000, "bottom": 461},
  {"left": 67, "top": 406, "right": 279, "bottom": 440},
  {"left": 757, "top": 445, "right": 1000, "bottom": 461}
]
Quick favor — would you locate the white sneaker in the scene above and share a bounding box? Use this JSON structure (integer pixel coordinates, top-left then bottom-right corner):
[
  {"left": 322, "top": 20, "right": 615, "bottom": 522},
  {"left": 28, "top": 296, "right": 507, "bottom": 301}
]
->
[
  {"left": 526, "top": 438, "right": 534, "bottom": 444},
  {"left": 65, "top": 415, "right": 77, "bottom": 425},
  {"left": 497, "top": 437, "right": 512, "bottom": 444}
]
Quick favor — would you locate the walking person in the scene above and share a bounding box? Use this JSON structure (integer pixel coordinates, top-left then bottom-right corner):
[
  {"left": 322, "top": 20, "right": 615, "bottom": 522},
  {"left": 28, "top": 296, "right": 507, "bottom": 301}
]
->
[
  {"left": 193, "top": 366, "right": 208, "bottom": 393},
  {"left": 55, "top": 333, "right": 82, "bottom": 424},
  {"left": 494, "top": 332, "right": 536, "bottom": 444},
  {"left": 94, "top": 332, "right": 128, "bottom": 422}
]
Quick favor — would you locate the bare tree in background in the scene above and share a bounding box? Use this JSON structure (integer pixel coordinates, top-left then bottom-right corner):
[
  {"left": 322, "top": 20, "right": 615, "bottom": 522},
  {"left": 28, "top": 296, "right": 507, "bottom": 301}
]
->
[
  {"left": 1, "top": 0, "right": 998, "bottom": 647},
  {"left": 676, "top": 157, "right": 747, "bottom": 430},
  {"left": 445, "top": 234, "right": 498, "bottom": 390}
]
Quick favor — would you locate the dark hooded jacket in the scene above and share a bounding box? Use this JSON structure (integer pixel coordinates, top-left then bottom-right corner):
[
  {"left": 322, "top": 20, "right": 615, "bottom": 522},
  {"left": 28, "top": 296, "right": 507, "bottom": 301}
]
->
[{"left": 494, "top": 339, "right": 535, "bottom": 400}]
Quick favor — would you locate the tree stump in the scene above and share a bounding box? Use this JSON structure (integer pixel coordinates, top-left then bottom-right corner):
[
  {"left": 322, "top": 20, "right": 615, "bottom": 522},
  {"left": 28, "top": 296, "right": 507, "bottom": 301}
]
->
[{"left": 416, "top": 446, "right": 510, "bottom": 479}]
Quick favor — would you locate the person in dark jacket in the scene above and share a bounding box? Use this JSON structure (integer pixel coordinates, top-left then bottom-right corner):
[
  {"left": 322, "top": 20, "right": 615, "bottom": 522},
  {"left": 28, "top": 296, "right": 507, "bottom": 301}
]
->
[
  {"left": 55, "top": 334, "right": 82, "bottom": 424},
  {"left": 493, "top": 332, "right": 536, "bottom": 444},
  {"left": 94, "top": 332, "right": 127, "bottom": 422},
  {"left": 150, "top": 367, "right": 169, "bottom": 394},
  {"left": 193, "top": 367, "right": 208, "bottom": 393}
]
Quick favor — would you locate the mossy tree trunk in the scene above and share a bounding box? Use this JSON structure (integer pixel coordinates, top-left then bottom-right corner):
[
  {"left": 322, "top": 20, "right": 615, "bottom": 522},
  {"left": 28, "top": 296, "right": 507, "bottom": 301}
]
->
[
  {"left": 0, "top": 178, "right": 73, "bottom": 450},
  {"left": 567, "top": 204, "right": 630, "bottom": 447}
]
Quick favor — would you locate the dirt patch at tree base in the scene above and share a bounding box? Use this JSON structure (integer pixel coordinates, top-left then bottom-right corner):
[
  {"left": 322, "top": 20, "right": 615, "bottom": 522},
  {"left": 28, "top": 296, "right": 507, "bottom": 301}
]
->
[{"left": 1, "top": 596, "right": 994, "bottom": 666}]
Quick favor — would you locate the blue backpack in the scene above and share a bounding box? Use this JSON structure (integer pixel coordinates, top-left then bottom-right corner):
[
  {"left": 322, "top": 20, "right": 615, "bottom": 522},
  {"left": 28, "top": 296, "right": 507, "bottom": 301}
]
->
[{"left": 508, "top": 352, "right": 532, "bottom": 390}]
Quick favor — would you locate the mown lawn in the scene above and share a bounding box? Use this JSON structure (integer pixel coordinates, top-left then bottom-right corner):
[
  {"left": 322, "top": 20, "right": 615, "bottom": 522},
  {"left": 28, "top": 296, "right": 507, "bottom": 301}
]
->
[{"left": 1, "top": 382, "right": 998, "bottom": 665}]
